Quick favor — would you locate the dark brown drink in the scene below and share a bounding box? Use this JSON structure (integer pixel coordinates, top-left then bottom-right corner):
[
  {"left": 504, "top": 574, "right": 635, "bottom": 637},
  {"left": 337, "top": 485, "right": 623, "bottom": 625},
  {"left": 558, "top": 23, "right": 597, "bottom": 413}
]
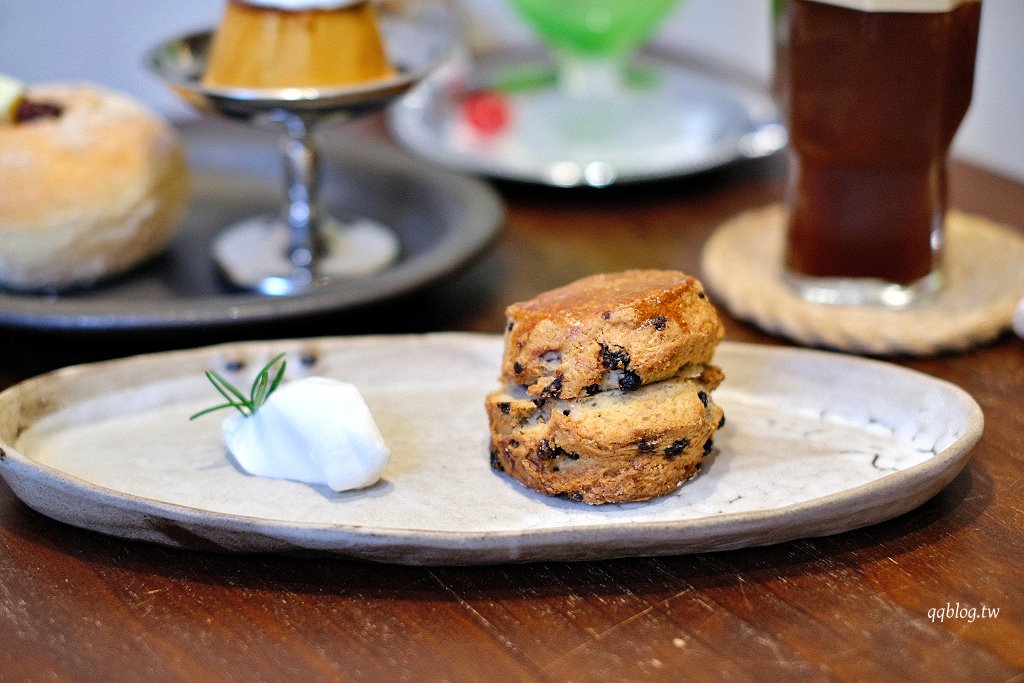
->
[{"left": 781, "top": 0, "right": 981, "bottom": 291}]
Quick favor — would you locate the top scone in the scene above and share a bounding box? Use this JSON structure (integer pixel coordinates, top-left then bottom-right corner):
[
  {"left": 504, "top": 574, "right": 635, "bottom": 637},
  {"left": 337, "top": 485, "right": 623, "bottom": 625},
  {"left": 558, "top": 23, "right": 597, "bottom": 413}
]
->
[{"left": 501, "top": 269, "right": 725, "bottom": 399}]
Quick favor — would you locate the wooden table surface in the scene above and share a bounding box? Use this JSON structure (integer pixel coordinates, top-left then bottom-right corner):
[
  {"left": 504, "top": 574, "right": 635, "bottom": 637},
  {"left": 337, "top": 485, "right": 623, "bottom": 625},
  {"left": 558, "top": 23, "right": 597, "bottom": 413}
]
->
[{"left": 1, "top": 116, "right": 1022, "bottom": 682}]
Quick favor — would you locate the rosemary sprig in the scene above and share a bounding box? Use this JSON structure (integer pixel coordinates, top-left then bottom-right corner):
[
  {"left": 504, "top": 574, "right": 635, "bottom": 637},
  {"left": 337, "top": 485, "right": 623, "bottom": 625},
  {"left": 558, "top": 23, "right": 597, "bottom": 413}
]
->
[{"left": 190, "top": 353, "right": 287, "bottom": 420}]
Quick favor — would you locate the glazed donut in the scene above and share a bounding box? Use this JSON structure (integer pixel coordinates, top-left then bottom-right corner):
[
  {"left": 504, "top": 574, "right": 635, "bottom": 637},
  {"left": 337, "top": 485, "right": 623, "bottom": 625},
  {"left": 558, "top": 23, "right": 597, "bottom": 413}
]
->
[{"left": 0, "top": 83, "right": 189, "bottom": 291}]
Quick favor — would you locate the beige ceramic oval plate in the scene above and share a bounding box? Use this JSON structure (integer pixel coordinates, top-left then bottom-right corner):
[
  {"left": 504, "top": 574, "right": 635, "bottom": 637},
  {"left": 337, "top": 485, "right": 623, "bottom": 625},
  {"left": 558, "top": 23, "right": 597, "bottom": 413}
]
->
[{"left": 0, "top": 333, "right": 982, "bottom": 565}]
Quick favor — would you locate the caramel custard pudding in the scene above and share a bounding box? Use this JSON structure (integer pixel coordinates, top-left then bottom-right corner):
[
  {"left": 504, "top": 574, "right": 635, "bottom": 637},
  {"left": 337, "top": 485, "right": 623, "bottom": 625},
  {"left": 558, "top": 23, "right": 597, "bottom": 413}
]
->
[{"left": 202, "top": 0, "right": 396, "bottom": 89}]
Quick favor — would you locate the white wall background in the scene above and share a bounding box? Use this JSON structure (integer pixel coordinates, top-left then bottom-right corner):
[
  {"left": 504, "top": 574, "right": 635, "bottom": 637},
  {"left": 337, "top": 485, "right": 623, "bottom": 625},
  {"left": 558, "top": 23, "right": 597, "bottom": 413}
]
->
[{"left": 1, "top": 0, "right": 1020, "bottom": 180}]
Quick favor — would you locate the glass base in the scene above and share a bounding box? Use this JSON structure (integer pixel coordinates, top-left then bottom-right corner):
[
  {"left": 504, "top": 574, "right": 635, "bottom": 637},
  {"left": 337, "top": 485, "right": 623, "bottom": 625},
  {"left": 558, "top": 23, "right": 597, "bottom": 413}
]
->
[
  {"left": 784, "top": 269, "right": 942, "bottom": 308},
  {"left": 211, "top": 215, "right": 400, "bottom": 296},
  {"left": 508, "top": 73, "right": 685, "bottom": 187}
]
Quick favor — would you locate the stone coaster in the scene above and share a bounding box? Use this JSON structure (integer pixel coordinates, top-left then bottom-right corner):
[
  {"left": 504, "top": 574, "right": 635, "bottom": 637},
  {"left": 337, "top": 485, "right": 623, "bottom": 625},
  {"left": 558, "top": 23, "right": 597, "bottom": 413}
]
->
[{"left": 701, "top": 204, "right": 1024, "bottom": 356}]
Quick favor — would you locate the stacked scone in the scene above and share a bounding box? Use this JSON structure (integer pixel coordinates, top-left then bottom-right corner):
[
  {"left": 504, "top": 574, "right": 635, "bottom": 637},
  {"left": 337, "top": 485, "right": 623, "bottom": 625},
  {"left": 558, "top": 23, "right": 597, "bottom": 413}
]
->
[{"left": 486, "top": 270, "right": 726, "bottom": 504}]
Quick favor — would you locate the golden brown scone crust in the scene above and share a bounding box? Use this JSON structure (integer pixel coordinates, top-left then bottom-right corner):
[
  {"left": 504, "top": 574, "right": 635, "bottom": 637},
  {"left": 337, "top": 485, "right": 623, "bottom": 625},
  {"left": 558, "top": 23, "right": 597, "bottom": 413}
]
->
[
  {"left": 487, "top": 365, "right": 725, "bottom": 504},
  {"left": 0, "top": 83, "right": 189, "bottom": 290},
  {"left": 501, "top": 269, "right": 724, "bottom": 399}
]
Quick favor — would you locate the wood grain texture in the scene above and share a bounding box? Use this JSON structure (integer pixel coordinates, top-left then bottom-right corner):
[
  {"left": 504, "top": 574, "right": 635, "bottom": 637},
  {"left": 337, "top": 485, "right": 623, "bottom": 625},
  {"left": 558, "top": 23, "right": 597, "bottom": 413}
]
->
[{"left": 1, "top": 116, "right": 1022, "bottom": 681}]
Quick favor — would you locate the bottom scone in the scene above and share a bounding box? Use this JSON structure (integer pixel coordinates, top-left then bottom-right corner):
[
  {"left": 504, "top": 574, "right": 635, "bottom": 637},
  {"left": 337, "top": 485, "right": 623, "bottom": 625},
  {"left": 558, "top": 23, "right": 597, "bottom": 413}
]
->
[{"left": 487, "top": 366, "right": 725, "bottom": 504}]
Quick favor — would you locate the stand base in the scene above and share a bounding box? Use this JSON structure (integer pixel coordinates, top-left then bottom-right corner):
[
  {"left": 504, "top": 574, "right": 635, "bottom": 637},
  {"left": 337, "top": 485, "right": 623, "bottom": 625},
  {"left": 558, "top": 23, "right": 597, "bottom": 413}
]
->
[
  {"left": 212, "top": 215, "right": 400, "bottom": 296},
  {"left": 701, "top": 204, "right": 1024, "bottom": 356}
]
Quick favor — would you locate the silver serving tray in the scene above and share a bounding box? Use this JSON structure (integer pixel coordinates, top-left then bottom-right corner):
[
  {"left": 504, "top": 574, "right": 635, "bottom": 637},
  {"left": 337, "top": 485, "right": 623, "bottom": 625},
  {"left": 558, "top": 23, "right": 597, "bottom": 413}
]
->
[{"left": 390, "top": 48, "right": 787, "bottom": 187}]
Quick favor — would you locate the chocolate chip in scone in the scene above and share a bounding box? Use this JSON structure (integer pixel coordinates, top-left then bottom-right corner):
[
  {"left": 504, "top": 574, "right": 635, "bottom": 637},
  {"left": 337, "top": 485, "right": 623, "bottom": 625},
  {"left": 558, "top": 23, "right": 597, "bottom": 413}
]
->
[
  {"left": 702, "top": 438, "right": 714, "bottom": 455},
  {"left": 540, "top": 374, "right": 563, "bottom": 398},
  {"left": 537, "top": 439, "right": 579, "bottom": 461},
  {"left": 636, "top": 439, "right": 658, "bottom": 453},
  {"left": 558, "top": 491, "right": 585, "bottom": 502},
  {"left": 664, "top": 438, "right": 691, "bottom": 458},
  {"left": 650, "top": 315, "right": 668, "bottom": 330},
  {"left": 618, "top": 369, "right": 642, "bottom": 391},
  {"left": 718, "top": 414, "right": 726, "bottom": 429},
  {"left": 513, "top": 361, "right": 524, "bottom": 374},
  {"left": 507, "top": 320, "right": 515, "bottom": 332},
  {"left": 584, "top": 384, "right": 601, "bottom": 396},
  {"left": 489, "top": 449, "right": 504, "bottom": 471},
  {"left": 697, "top": 391, "right": 708, "bottom": 407},
  {"left": 600, "top": 344, "right": 631, "bottom": 371},
  {"left": 537, "top": 439, "right": 557, "bottom": 460},
  {"left": 498, "top": 402, "right": 511, "bottom": 415},
  {"left": 562, "top": 409, "right": 571, "bottom": 416}
]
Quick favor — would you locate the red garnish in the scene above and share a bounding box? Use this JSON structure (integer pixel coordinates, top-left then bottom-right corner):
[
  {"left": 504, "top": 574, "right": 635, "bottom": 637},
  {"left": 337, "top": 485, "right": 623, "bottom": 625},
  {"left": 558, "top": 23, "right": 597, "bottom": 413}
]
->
[{"left": 461, "top": 90, "right": 509, "bottom": 136}]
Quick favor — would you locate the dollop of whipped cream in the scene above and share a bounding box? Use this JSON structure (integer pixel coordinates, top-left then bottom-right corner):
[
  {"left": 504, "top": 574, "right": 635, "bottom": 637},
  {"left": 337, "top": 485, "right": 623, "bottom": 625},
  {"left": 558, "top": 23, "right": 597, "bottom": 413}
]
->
[{"left": 222, "top": 376, "right": 389, "bottom": 491}]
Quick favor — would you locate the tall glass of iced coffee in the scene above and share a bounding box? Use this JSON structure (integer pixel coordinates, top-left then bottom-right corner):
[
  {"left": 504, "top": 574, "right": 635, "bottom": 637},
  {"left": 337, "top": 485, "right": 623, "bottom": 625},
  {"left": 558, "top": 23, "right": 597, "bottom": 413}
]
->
[{"left": 778, "top": 0, "right": 982, "bottom": 307}]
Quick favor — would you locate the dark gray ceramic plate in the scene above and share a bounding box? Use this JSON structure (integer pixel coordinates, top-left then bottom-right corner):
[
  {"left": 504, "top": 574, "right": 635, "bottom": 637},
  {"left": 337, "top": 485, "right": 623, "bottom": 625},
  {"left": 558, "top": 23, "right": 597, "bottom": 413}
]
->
[{"left": 0, "top": 119, "right": 503, "bottom": 331}]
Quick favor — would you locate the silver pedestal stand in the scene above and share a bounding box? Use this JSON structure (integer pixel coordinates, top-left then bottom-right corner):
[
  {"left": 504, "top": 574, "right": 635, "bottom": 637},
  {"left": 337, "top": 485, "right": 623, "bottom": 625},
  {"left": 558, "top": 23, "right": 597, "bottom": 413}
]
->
[{"left": 147, "top": 3, "right": 456, "bottom": 295}]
